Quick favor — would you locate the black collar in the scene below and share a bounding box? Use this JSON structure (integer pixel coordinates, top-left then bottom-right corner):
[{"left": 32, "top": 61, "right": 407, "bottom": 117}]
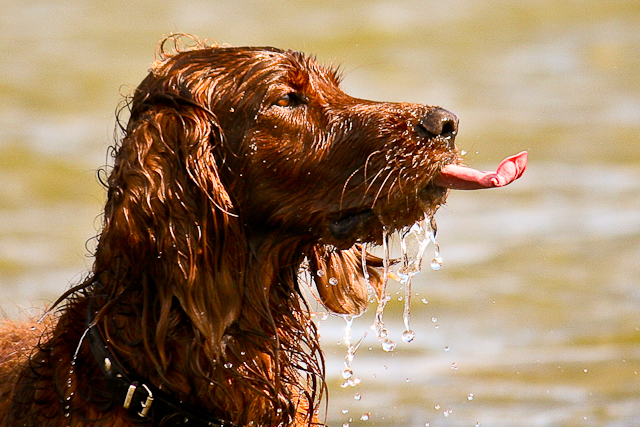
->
[{"left": 86, "top": 304, "right": 240, "bottom": 427}]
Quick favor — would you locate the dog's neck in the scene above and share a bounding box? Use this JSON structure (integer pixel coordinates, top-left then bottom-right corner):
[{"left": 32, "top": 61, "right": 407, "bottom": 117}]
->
[{"left": 53, "top": 240, "right": 322, "bottom": 426}]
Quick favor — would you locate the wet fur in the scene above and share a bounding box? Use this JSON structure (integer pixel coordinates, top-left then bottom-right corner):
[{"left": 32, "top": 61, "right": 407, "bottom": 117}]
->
[{"left": 0, "top": 35, "right": 458, "bottom": 426}]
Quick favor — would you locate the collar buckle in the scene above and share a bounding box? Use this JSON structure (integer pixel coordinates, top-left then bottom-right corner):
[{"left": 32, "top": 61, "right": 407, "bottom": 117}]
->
[{"left": 122, "top": 381, "right": 154, "bottom": 418}]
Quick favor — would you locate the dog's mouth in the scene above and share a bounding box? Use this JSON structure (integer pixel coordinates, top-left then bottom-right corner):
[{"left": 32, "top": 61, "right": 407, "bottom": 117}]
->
[
  {"left": 328, "top": 209, "right": 377, "bottom": 243},
  {"left": 326, "top": 151, "right": 528, "bottom": 246}
]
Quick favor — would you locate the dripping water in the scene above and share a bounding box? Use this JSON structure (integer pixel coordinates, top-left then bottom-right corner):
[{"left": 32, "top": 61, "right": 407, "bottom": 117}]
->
[
  {"left": 340, "top": 315, "right": 363, "bottom": 388},
  {"left": 64, "top": 326, "right": 91, "bottom": 418},
  {"left": 360, "top": 243, "right": 370, "bottom": 284},
  {"left": 394, "top": 217, "right": 442, "bottom": 342},
  {"left": 372, "top": 229, "right": 395, "bottom": 352}
]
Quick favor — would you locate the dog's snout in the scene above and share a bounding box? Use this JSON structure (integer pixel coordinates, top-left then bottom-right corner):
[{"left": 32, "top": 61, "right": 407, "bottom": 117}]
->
[{"left": 416, "top": 108, "right": 458, "bottom": 140}]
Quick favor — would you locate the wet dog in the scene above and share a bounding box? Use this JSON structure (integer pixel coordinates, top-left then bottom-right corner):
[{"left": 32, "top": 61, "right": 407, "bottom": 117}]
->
[{"left": 0, "top": 35, "right": 526, "bottom": 426}]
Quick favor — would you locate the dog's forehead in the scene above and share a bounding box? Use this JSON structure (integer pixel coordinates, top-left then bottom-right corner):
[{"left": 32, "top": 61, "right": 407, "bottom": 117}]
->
[{"left": 277, "top": 50, "right": 342, "bottom": 91}]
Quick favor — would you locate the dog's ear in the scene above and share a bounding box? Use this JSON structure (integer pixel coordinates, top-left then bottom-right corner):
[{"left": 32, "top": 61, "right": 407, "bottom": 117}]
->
[
  {"left": 100, "top": 101, "right": 245, "bottom": 349},
  {"left": 309, "top": 244, "right": 383, "bottom": 316}
]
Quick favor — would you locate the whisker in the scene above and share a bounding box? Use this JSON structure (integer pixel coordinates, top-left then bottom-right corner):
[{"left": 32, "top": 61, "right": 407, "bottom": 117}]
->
[
  {"left": 371, "top": 169, "right": 396, "bottom": 208},
  {"left": 363, "top": 149, "right": 383, "bottom": 183},
  {"left": 363, "top": 166, "right": 391, "bottom": 205},
  {"left": 340, "top": 166, "right": 364, "bottom": 210},
  {"left": 385, "top": 177, "right": 399, "bottom": 204}
]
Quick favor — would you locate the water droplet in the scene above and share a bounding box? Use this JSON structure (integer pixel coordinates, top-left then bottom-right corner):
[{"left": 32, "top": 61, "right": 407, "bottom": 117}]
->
[
  {"left": 381, "top": 339, "right": 396, "bottom": 352},
  {"left": 402, "top": 330, "right": 416, "bottom": 342},
  {"left": 451, "top": 362, "right": 458, "bottom": 370},
  {"left": 584, "top": 368, "right": 588, "bottom": 373},
  {"left": 444, "top": 346, "right": 450, "bottom": 351},
  {"left": 405, "top": 378, "right": 410, "bottom": 383},
  {"left": 342, "top": 368, "right": 353, "bottom": 379},
  {"left": 329, "top": 277, "right": 338, "bottom": 286},
  {"left": 430, "top": 257, "right": 442, "bottom": 270},
  {"left": 317, "top": 269, "right": 325, "bottom": 277},
  {"left": 342, "top": 409, "right": 349, "bottom": 414},
  {"left": 342, "top": 424, "right": 350, "bottom": 427},
  {"left": 431, "top": 317, "right": 437, "bottom": 323},
  {"left": 224, "top": 362, "right": 233, "bottom": 369},
  {"left": 29, "top": 326, "right": 36, "bottom": 331},
  {"left": 361, "top": 254, "right": 371, "bottom": 286},
  {"left": 467, "top": 392, "right": 474, "bottom": 401},
  {"left": 354, "top": 393, "right": 361, "bottom": 401},
  {"left": 434, "top": 404, "right": 441, "bottom": 410},
  {"left": 421, "top": 298, "right": 429, "bottom": 304},
  {"left": 360, "top": 412, "right": 370, "bottom": 421}
]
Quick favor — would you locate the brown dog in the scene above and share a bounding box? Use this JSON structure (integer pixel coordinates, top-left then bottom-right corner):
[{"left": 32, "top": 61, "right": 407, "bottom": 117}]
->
[{"left": 0, "top": 35, "right": 526, "bottom": 427}]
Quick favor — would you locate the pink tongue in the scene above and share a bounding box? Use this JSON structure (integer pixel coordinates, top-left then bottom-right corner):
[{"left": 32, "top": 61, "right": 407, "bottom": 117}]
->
[{"left": 434, "top": 151, "right": 528, "bottom": 190}]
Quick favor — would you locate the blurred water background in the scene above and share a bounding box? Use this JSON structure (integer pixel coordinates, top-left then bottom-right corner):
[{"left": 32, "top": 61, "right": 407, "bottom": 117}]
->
[{"left": 1, "top": 1, "right": 639, "bottom": 425}]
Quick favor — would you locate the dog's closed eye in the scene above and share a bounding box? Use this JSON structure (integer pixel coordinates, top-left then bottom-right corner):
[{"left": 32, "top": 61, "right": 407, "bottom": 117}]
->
[{"left": 273, "top": 92, "right": 308, "bottom": 108}]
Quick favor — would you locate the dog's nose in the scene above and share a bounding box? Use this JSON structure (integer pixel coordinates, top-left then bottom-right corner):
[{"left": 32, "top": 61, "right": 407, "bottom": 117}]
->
[{"left": 416, "top": 108, "right": 458, "bottom": 139}]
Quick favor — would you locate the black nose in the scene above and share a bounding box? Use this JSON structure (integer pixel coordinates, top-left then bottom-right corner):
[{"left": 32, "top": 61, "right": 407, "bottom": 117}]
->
[{"left": 416, "top": 107, "right": 458, "bottom": 139}]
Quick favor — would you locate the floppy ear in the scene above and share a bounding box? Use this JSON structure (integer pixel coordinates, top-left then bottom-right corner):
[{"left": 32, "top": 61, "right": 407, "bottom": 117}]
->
[
  {"left": 100, "top": 101, "right": 245, "bottom": 349},
  {"left": 308, "top": 244, "right": 383, "bottom": 316}
]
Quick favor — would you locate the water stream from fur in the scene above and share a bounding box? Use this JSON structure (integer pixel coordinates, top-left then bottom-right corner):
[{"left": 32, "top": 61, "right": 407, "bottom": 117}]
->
[
  {"left": 310, "top": 216, "right": 442, "bottom": 407},
  {"left": 334, "top": 217, "right": 441, "bottom": 426}
]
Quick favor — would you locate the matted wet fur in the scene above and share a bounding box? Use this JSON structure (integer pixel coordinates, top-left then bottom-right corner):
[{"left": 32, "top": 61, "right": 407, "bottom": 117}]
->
[{"left": 0, "top": 34, "right": 460, "bottom": 426}]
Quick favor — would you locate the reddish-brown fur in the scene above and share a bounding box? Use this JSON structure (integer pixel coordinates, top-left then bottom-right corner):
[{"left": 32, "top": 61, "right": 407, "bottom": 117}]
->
[{"left": 0, "top": 35, "right": 460, "bottom": 426}]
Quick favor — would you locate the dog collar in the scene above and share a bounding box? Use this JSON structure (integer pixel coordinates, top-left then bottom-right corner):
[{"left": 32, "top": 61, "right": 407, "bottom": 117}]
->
[{"left": 86, "top": 305, "right": 240, "bottom": 426}]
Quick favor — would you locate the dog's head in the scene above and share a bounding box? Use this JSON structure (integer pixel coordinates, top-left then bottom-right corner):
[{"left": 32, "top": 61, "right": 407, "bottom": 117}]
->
[{"left": 105, "top": 35, "right": 462, "bottom": 320}]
